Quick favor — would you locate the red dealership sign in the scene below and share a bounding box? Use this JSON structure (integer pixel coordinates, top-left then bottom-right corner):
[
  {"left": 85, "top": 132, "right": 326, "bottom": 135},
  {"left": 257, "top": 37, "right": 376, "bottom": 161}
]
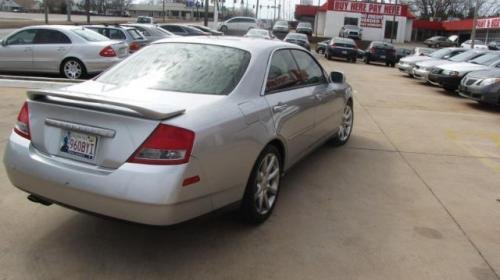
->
[
  {"left": 332, "top": 0, "right": 402, "bottom": 16},
  {"left": 476, "top": 17, "right": 500, "bottom": 29}
]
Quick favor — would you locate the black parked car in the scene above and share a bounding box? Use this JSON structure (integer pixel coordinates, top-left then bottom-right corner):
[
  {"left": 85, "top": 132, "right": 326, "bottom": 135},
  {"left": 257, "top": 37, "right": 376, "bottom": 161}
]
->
[
  {"left": 315, "top": 39, "right": 330, "bottom": 54},
  {"left": 364, "top": 41, "right": 396, "bottom": 67},
  {"left": 395, "top": 48, "right": 412, "bottom": 62},
  {"left": 325, "top": 37, "right": 358, "bottom": 63},
  {"left": 284, "top": 33, "right": 310, "bottom": 51},
  {"left": 459, "top": 68, "right": 500, "bottom": 105},
  {"left": 188, "top": 24, "right": 223, "bottom": 35},
  {"left": 158, "top": 24, "right": 209, "bottom": 36}
]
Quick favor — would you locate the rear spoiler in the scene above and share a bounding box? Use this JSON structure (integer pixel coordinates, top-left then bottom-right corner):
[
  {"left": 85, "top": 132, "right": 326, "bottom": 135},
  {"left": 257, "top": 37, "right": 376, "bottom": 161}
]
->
[{"left": 27, "top": 89, "right": 185, "bottom": 120}]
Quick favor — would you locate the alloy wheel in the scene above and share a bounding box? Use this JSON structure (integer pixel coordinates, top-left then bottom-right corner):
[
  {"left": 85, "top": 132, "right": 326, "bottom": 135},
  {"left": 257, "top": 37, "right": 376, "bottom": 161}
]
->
[
  {"left": 338, "top": 104, "right": 353, "bottom": 142},
  {"left": 63, "top": 60, "right": 82, "bottom": 79},
  {"left": 254, "top": 153, "right": 280, "bottom": 215}
]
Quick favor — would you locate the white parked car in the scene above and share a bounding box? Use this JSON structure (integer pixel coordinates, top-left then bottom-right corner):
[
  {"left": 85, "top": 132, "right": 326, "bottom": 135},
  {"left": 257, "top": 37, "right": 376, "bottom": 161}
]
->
[
  {"left": 218, "top": 17, "right": 260, "bottom": 33},
  {"left": 0, "top": 25, "right": 129, "bottom": 79},
  {"left": 461, "top": 39, "right": 489, "bottom": 50},
  {"left": 397, "top": 47, "right": 465, "bottom": 77}
]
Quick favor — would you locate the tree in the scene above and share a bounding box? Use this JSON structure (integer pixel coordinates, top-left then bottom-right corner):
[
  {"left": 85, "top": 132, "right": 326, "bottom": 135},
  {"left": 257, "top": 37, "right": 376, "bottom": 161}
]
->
[{"left": 407, "top": 0, "right": 500, "bottom": 20}]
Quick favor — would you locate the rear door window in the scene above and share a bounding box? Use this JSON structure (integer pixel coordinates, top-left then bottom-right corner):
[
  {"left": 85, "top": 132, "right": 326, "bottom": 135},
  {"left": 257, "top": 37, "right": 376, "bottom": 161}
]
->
[
  {"left": 266, "top": 50, "right": 301, "bottom": 93},
  {"left": 34, "top": 29, "right": 71, "bottom": 44},
  {"left": 108, "top": 29, "right": 126, "bottom": 40}
]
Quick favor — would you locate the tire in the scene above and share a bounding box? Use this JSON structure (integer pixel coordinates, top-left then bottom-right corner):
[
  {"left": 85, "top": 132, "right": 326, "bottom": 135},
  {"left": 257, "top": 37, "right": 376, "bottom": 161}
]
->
[
  {"left": 351, "top": 57, "right": 357, "bottom": 63},
  {"left": 325, "top": 52, "right": 331, "bottom": 60},
  {"left": 220, "top": 25, "right": 228, "bottom": 33},
  {"left": 391, "top": 62, "right": 396, "bottom": 67},
  {"left": 240, "top": 145, "right": 282, "bottom": 224},
  {"left": 435, "top": 43, "right": 440, "bottom": 48},
  {"left": 365, "top": 57, "right": 370, "bottom": 64},
  {"left": 443, "top": 85, "right": 457, "bottom": 92},
  {"left": 60, "top": 58, "right": 86, "bottom": 79},
  {"left": 331, "top": 100, "right": 354, "bottom": 146}
]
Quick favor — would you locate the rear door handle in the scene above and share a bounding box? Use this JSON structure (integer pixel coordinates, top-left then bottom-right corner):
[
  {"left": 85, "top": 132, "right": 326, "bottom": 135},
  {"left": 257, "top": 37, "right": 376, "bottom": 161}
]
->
[{"left": 272, "top": 103, "right": 288, "bottom": 113}]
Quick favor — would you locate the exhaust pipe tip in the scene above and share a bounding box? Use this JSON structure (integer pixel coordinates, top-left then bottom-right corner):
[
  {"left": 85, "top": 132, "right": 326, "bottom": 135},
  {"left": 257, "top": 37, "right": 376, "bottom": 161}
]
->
[{"left": 27, "top": 194, "right": 53, "bottom": 206}]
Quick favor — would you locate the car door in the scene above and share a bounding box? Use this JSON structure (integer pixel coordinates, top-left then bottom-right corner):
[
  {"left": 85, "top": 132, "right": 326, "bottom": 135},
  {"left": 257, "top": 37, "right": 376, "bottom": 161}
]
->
[
  {"left": 32, "top": 29, "right": 72, "bottom": 72},
  {"left": 0, "top": 28, "right": 37, "bottom": 72},
  {"left": 264, "top": 49, "right": 318, "bottom": 164},
  {"left": 290, "top": 49, "right": 344, "bottom": 141}
]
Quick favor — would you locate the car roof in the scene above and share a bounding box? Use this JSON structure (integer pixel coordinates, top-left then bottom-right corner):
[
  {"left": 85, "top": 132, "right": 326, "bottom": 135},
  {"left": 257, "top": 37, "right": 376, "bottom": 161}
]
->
[
  {"left": 22, "top": 25, "right": 84, "bottom": 30},
  {"left": 154, "top": 36, "right": 302, "bottom": 53}
]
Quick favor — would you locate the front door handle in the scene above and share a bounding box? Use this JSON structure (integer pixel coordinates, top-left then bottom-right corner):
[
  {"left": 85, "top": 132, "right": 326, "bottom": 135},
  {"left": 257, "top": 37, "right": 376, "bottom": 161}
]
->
[
  {"left": 24, "top": 47, "right": 32, "bottom": 52},
  {"left": 272, "top": 103, "right": 288, "bottom": 113}
]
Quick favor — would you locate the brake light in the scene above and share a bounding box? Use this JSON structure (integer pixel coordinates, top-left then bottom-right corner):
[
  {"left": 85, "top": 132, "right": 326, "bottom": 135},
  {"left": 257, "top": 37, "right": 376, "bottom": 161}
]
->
[
  {"left": 370, "top": 47, "right": 376, "bottom": 54},
  {"left": 330, "top": 43, "right": 336, "bottom": 47},
  {"left": 99, "top": 46, "right": 116, "bottom": 57},
  {"left": 14, "top": 102, "right": 30, "bottom": 140},
  {"left": 128, "top": 124, "right": 195, "bottom": 165},
  {"left": 129, "top": 42, "right": 139, "bottom": 52}
]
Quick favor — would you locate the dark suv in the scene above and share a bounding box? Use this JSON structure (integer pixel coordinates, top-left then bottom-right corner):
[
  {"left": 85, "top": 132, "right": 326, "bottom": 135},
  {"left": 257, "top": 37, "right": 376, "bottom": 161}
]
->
[
  {"left": 364, "top": 41, "right": 396, "bottom": 67},
  {"left": 325, "top": 37, "right": 358, "bottom": 62}
]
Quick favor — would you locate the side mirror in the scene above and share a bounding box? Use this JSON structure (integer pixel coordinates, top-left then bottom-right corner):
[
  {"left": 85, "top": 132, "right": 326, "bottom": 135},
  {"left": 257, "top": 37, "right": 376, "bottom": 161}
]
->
[
  {"left": 330, "top": 71, "right": 345, "bottom": 84},
  {"left": 0, "top": 40, "right": 5, "bottom": 46}
]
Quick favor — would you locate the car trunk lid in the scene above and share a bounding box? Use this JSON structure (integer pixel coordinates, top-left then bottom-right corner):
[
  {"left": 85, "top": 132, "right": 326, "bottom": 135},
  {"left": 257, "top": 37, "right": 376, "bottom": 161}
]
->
[{"left": 26, "top": 85, "right": 186, "bottom": 169}]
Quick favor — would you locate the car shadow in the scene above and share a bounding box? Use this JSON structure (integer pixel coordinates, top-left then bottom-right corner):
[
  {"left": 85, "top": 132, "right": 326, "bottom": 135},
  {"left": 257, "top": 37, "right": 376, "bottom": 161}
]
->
[{"left": 465, "top": 102, "right": 500, "bottom": 113}]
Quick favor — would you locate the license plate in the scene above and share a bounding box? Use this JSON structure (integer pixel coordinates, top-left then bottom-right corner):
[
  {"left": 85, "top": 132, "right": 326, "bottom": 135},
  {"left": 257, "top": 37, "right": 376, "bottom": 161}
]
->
[
  {"left": 380, "top": 55, "right": 386, "bottom": 59},
  {"left": 342, "top": 50, "right": 347, "bottom": 55},
  {"left": 60, "top": 130, "right": 98, "bottom": 160}
]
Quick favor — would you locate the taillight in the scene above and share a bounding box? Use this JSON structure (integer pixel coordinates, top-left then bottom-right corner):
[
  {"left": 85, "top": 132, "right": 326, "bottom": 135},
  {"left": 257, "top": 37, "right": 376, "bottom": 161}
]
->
[
  {"left": 370, "top": 47, "right": 376, "bottom": 54},
  {"left": 14, "top": 102, "right": 30, "bottom": 140},
  {"left": 128, "top": 124, "right": 195, "bottom": 165},
  {"left": 129, "top": 42, "right": 139, "bottom": 52},
  {"left": 330, "top": 43, "right": 336, "bottom": 47},
  {"left": 99, "top": 46, "right": 116, "bottom": 57}
]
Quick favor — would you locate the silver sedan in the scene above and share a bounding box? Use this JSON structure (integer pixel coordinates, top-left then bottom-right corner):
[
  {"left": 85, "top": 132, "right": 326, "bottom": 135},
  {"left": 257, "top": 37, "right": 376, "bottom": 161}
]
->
[
  {"left": 0, "top": 25, "right": 129, "bottom": 79},
  {"left": 3, "top": 37, "right": 354, "bottom": 225}
]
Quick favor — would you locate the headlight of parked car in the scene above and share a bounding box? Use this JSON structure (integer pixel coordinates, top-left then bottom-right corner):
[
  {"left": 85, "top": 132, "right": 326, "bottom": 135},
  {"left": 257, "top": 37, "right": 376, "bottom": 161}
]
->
[
  {"left": 444, "top": 70, "right": 460, "bottom": 76},
  {"left": 480, "top": 78, "right": 500, "bottom": 86}
]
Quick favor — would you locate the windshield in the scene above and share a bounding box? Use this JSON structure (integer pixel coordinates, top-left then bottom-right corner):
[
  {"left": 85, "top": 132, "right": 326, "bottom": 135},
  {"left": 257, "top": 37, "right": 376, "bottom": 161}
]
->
[
  {"left": 469, "top": 53, "right": 500, "bottom": 65},
  {"left": 298, "top": 22, "right": 312, "bottom": 28},
  {"left": 449, "top": 50, "right": 482, "bottom": 62},
  {"left": 97, "top": 43, "right": 251, "bottom": 95},
  {"left": 275, "top": 21, "right": 288, "bottom": 27},
  {"left": 71, "top": 28, "right": 109, "bottom": 42},
  {"left": 287, "top": 33, "right": 307, "bottom": 40},
  {"left": 429, "top": 48, "right": 453, "bottom": 58}
]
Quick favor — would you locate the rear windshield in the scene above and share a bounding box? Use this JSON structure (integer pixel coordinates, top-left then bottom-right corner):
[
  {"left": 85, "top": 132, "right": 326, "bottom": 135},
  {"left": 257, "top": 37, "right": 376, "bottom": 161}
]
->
[
  {"left": 287, "top": 33, "right": 307, "bottom": 41},
  {"left": 469, "top": 53, "right": 500, "bottom": 66},
  {"left": 298, "top": 22, "right": 312, "bottom": 28},
  {"left": 72, "top": 28, "right": 109, "bottom": 42},
  {"left": 333, "top": 38, "right": 355, "bottom": 47},
  {"left": 97, "top": 43, "right": 251, "bottom": 95},
  {"left": 127, "top": 29, "right": 144, "bottom": 40}
]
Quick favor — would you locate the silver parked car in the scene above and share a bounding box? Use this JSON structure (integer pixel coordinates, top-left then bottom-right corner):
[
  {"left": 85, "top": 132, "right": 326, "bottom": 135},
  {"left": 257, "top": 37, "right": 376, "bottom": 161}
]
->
[
  {"left": 3, "top": 37, "right": 354, "bottom": 226},
  {"left": 84, "top": 25, "right": 147, "bottom": 53},
  {"left": 121, "top": 23, "right": 177, "bottom": 44},
  {"left": 218, "top": 17, "right": 260, "bottom": 33},
  {"left": 0, "top": 25, "right": 129, "bottom": 79}
]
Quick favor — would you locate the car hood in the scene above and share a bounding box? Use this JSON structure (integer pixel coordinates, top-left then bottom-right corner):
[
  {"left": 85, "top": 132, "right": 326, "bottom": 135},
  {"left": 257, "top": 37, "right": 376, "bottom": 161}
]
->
[
  {"left": 465, "top": 68, "right": 500, "bottom": 79},
  {"left": 416, "top": 59, "right": 448, "bottom": 68},
  {"left": 400, "top": 55, "right": 431, "bottom": 63},
  {"left": 438, "top": 62, "right": 489, "bottom": 72}
]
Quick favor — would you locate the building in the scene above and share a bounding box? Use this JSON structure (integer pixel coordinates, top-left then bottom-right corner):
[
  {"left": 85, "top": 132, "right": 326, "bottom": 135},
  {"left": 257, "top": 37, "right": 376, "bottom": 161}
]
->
[
  {"left": 0, "top": 0, "right": 22, "bottom": 11},
  {"left": 128, "top": 3, "right": 215, "bottom": 20},
  {"left": 295, "top": 0, "right": 415, "bottom": 43},
  {"left": 413, "top": 17, "right": 500, "bottom": 43}
]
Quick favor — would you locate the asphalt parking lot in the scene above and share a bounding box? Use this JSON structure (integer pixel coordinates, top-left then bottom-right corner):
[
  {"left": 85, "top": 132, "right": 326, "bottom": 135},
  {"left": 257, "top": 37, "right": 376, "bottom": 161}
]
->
[{"left": 1, "top": 56, "right": 499, "bottom": 279}]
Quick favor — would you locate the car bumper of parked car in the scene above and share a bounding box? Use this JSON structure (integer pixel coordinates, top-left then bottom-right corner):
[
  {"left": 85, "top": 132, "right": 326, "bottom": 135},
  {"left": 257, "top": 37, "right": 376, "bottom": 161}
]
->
[
  {"left": 435, "top": 75, "right": 462, "bottom": 89},
  {"left": 85, "top": 57, "right": 125, "bottom": 74},
  {"left": 397, "top": 62, "right": 412, "bottom": 73},
  {"left": 3, "top": 132, "right": 212, "bottom": 226},
  {"left": 458, "top": 84, "right": 500, "bottom": 105},
  {"left": 413, "top": 68, "right": 430, "bottom": 81}
]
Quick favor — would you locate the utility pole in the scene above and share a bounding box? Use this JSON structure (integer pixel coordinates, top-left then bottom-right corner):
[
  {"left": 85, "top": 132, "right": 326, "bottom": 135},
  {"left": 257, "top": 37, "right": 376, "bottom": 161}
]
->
[
  {"left": 66, "top": 0, "right": 71, "bottom": 22},
  {"left": 470, "top": 0, "right": 480, "bottom": 49},
  {"left": 390, "top": 0, "right": 397, "bottom": 43},
  {"left": 204, "top": 0, "right": 209, "bottom": 26},
  {"left": 214, "top": 0, "right": 218, "bottom": 27},
  {"left": 255, "top": 0, "right": 259, "bottom": 18},
  {"left": 162, "top": 0, "right": 166, "bottom": 22},
  {"left": 273, "top": 0, "right": 276, "bottom": 21},
  {"left": 44, "top": 0, "right": 48, "bottom": 24},
  {"left": 85, "top": 0, "right": 90, "bottom": 24},
  {"left": 314, "top": 0, "right": 320, "bottom": 36}
]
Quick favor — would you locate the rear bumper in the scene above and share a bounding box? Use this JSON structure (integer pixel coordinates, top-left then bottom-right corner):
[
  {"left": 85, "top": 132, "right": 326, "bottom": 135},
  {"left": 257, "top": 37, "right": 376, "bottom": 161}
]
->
[
  {"left": 326, "top": 47, "right": 356, "bottom": 58},
  {"left": 3, "top": 132, "right": 213, "bottom": 226}
]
